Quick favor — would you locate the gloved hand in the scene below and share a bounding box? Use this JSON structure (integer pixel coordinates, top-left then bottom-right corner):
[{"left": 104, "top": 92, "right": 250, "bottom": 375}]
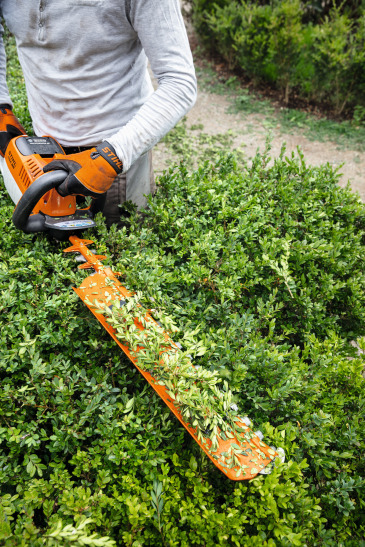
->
[
  {"left": 43, "top": 141, "right": 123, "bottom": 198},
  {"left": 0, "top": 104, "right": 26, "bottom": 157}
]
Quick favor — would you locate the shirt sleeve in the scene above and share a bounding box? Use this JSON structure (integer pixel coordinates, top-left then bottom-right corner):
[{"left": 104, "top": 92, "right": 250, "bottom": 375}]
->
[
  {"left": 107, "top": 0, "right": 197, "bottom": 172},
  {"left": 0, "top": 17, "right": 13, "bottom": 107}
]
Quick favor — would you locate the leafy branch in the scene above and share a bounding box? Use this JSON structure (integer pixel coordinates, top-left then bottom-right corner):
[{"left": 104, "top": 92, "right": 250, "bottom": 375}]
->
[
  {"left": 151, "top": 479, "right": 167, "bottom": 547},
  {"left": 45, "top": 518, "right": 116, "bottom": 546},
  {"left": 263, "top": 239, "right": 295, "bottom": 298}
]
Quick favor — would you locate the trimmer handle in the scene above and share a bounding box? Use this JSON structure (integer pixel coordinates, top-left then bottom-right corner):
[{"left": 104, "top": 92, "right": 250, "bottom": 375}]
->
[{"left": 12, "top": 170, "right": 67, "bottom": 233}]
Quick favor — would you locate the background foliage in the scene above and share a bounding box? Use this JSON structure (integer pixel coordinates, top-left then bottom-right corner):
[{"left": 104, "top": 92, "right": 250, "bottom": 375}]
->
[{"left": 189, "top": 0, "right": 365, "bottom": 116}]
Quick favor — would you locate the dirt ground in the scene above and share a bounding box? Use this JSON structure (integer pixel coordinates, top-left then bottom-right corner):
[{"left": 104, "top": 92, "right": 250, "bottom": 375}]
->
[
  {"left": 154, "top": 84, "right": 365, "bottom": 200},
  {"left": 153, "top": 10, "right": 365, "bottom": 201}
]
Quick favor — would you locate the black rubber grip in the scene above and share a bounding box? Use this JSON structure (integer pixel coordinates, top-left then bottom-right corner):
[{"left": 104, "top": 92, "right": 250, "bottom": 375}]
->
[{"left": 12, "top": 170, "right": 67, "bottom": 233}]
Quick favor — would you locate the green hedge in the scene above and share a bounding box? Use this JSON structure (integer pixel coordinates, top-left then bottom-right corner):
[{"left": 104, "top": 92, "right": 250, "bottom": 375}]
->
[
  {"left": 1, "top": 149, "right": 365, "bottom": 545},
  {"left": 190, "top": 0, "right": 365, "bottom": 117}
]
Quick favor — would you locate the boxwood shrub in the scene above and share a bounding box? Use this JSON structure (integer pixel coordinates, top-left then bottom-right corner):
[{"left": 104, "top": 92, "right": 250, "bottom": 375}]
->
[
  {"left": 190, "top": 0, "right": 365, "bottom": 115},
  {"left": 0, "top": 147, "right": 364, "bottom": 545}
]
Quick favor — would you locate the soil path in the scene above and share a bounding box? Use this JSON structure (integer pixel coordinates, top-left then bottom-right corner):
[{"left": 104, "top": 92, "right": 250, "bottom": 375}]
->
[{"left": 153, "top": 14, "right": 365, "bottom": 201}]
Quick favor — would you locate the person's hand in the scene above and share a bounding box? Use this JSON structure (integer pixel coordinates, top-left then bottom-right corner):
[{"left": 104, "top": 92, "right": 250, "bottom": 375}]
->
[
  {"left": 43, "top": 141, "right": 123, "bottom": 198},
  {"left": 0, "top": 104, "right": 26, "bottom": 157}
]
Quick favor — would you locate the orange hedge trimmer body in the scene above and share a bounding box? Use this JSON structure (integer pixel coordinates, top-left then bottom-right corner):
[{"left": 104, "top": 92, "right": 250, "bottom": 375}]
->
[
  {"left": 2, "top": 134, "right": 278, "bottom": 480},
  {"left": 2, "top": 135, "right": 95, "bottom": 237}
]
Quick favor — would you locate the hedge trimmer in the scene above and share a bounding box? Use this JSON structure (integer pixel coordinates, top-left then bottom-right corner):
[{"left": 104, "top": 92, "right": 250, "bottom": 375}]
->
[{"left": 1, "top": 133, "right": 283, "bottom": 480}]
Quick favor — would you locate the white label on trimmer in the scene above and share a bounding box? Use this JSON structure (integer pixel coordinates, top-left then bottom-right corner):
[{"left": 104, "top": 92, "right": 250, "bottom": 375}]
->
[
  {"left": 56, "top": 220, "right": 94, "bottom": 228},
  {"left": 1, "top": 156, "right": 23, "bottom": 205}
]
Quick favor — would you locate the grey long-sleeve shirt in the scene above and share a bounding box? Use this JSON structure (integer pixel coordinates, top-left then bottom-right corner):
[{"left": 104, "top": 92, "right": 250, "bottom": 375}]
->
[{"left": 0, "top": 0, "right": 197, "bottom": 172}]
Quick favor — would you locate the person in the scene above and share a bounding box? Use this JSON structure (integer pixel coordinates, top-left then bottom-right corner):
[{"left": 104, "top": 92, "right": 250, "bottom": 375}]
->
[{"left": 0, "top": 0, "right": 197, "bottom": 226}]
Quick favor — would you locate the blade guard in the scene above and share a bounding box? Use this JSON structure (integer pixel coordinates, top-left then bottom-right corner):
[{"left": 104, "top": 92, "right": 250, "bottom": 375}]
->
[{"left": 65, "top": 237, "right": 278, "bottom": 480}]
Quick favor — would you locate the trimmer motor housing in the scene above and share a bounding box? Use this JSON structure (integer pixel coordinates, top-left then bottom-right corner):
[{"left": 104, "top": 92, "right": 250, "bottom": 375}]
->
[{"left": 2, "top": 135, "right": 96, "bottom": 238}]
